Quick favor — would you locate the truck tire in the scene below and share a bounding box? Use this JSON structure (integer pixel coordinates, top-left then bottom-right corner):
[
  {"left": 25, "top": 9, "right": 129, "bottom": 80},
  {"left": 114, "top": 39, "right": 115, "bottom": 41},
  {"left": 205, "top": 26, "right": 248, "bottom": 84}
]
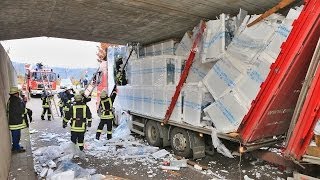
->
[
  {"left": 145, "top": 120, "right": 162, "bottom": 147},
  {"left": 170, "top": 127, "right": 192, "bottom": 158}
]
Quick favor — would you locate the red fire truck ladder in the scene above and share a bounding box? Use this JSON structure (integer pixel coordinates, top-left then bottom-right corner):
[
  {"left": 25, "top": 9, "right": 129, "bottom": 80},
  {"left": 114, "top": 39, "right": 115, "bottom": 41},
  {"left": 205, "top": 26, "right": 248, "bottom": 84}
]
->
[{"left": 163, "top": 20, "right": 206, "bottom": 124}]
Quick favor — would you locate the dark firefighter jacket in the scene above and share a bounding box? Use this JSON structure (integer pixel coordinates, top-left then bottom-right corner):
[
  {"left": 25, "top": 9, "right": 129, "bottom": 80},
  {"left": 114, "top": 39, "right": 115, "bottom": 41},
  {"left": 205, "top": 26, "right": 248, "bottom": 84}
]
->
[
  {"left": 65, "top": 102, "right": 92, "bottom": 132},
  {"left": 7, "top": 96, "right": 28, "bottom": 130},
  {"left": 99, "top": 91, "right": 117, "bottom": 120},
  {"left": 41, "top": 93, "right": 51, "bottom": 108},
  {"left": 63, "top": 99, "right": 72, "bottom": 122}
]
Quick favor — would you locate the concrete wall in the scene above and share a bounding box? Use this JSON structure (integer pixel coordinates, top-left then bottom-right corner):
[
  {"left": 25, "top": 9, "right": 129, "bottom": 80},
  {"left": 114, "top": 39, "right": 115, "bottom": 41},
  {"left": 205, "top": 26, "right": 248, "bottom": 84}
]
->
[{"left": 0, "top": 43, "right": 17, "bottom": 179}]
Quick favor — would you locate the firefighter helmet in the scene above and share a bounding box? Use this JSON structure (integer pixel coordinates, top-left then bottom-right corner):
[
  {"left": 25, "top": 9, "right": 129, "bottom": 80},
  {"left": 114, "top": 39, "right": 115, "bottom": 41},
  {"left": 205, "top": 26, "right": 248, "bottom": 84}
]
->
[
  {"left": 100, "top": 90, "right": 108, "bottom": 99},
  {"left": 74, "top": 93, "right": 83, "bottom": 102},
  {"left": 9, "top": 86, "right": 19, "bottom": 95}
]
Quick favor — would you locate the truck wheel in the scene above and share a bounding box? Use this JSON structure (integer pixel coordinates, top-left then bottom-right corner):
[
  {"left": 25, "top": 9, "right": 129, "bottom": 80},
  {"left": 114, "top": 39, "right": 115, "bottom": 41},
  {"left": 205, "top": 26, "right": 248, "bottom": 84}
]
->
[
  {"left": 145, "top": 120, "right": 162, "bottom": 147},
  {"left": 170, "top": 127, "right": 192, "bottom": 158}
]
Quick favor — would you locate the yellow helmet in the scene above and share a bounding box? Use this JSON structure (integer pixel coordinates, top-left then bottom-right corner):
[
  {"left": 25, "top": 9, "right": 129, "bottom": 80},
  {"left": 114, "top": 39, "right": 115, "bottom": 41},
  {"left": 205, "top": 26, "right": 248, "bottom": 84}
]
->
[
  {"left": 74, "top": 93, "right": 83, "bottom": 102},
  {"left": 100, "top": 90, "right": 108, "bottom": 98},
  {"left": 9, "top": 86, "right": 19, "bottom": 95}
]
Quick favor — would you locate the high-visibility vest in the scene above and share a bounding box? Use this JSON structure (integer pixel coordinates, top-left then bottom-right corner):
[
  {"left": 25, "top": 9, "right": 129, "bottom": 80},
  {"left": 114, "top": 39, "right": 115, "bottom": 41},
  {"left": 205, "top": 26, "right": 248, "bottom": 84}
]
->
[
  {"left": 71, "top": 105, "right": 87, "bottom": 132},
  {"left": 116, "top": 72, "right": 123, "bottom": 84},
  {"left": 101, "top": 98, "right": 114, "bottom": 119},
  {"left": 42, "top": 97, "right": 50, "bottom": 108}
]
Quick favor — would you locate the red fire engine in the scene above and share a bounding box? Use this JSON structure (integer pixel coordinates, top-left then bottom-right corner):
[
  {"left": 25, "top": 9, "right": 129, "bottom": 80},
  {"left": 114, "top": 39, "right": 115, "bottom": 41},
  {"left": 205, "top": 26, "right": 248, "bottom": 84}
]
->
[{"left": 24, "top": 63, "right": 58, "bottom": 97}]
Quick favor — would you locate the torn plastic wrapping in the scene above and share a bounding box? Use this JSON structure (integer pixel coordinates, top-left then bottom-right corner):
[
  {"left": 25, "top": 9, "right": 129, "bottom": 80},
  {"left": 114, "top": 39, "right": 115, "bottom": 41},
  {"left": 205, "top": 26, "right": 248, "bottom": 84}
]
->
[
  {"left": 49, "top": 170, "right": 74, "bottom": 180},
  {"left": 119, "top": 146, "right": 159, "bottom": 157},
  {"left": 48, "top": 160, "right": 96, "bottom": 179},
  {"left": 112, "top": 111, "right": 132, "bottom": 139},
  {"left": 234, "top": 9, "right": 248, "bottom": 33},
  {"left": 34, "top": 145, "right": 64, "bottom": 164},
  {"left": 211, "top": 127, "right": 234, "bottom": 158}
]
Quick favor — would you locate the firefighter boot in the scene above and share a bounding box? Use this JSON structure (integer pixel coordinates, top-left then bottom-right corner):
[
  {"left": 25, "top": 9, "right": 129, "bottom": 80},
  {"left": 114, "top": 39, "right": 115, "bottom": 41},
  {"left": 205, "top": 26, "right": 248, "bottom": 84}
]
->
[
  {"left": 96, "top": 132, "right": 101, "bottom": 140},
  {"left": 41, "top": 115, "right": 45, "bottom": 120},
  {"left": 48, "top": 117, "right": 51, "bottom": 121},
  {"left": 107, "top": 134, "right": 112, "bottom": 140}
]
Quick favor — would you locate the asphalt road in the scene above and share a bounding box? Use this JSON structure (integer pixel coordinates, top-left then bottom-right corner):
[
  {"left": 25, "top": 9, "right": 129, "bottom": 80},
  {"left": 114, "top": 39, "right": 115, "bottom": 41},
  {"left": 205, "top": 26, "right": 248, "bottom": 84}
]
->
[{"left": 26, "top": 95, "right": 293, "bottom": 180}]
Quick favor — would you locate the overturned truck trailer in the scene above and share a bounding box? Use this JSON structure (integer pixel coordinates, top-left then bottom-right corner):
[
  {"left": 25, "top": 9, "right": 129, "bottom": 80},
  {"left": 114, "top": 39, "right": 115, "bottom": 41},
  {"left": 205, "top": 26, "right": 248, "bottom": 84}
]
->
[{"left": 111, "top": 0, "right": 319, "bottom": 159}]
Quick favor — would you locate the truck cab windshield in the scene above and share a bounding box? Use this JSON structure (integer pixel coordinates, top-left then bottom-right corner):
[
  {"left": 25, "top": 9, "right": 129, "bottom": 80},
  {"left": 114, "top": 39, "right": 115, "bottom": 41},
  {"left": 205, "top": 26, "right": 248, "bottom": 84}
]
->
[{"left": 32, "top": 72, "right": 56, "bottom": 82}]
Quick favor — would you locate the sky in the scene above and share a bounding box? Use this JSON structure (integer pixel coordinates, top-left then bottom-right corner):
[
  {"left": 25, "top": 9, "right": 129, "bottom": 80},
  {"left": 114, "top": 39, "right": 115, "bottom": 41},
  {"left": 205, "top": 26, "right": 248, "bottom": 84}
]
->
[{"left": 1, "top": 37, "right": 100, "bottom": 68}]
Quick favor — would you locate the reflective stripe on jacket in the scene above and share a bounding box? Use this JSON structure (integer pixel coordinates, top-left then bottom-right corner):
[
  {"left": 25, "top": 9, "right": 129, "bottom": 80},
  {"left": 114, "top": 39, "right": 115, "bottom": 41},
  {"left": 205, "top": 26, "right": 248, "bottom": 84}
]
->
[
  {"left": 100, "top": 98, "right": 114, "bottom": 119},
  {"left": 58, "top": 100, "right": 63, "bottom": 107},
  {"left": 41, "top": 96, "right": 50, "bottom": 108},
  {"left": 65, "top": 103, "right": 92, "bottom": 132},
  {"left": 7, "top": 96, "right": 28, "bottom": 130}
]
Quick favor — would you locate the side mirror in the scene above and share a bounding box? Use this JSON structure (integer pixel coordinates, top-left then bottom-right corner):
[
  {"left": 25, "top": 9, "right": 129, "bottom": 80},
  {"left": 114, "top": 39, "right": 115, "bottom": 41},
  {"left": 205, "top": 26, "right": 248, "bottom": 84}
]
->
[{"left": 57, "top": 74, "right": 60, "bottom": 79}]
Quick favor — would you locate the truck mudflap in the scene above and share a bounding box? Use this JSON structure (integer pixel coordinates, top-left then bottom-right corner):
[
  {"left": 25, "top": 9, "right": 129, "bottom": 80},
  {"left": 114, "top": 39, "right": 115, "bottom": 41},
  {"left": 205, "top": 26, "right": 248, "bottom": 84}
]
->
[
  {"left": 284, "top": 38, "right": 320, "bottom": 161},
  {"left": 238, "top": 0, "right": 320, "bottom": 144}
]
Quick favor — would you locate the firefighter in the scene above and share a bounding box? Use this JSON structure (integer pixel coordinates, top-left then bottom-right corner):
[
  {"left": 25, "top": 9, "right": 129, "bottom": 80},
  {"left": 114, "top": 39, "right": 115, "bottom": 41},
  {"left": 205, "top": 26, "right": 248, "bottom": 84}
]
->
[
  {"left": 61, "top": 87, "right": 75, "bottom": 118},
  {"left": 57, "top": 93, "right": 64, "bottom": 117},
  {"left": 96, "top": 89, "right": 117, "bottom": 140},
  {"left": 62, "top": 98, "right": 73, "bottom": 125},
  {"left": 41, "top": 90, "right": 52, "bottom": 121},
  {"left": 64, "top": 93, "right": 92, "bottom": 151},
  {"left": 79, "top": 89, "right": 91, "bottom": 104},
  {"left": 7, "top": 86, "right": 29, "bottom": 153},
  {"left": 66, "top": 87, "right": 75, "bottom": 100},
  {"left": 115, "top": 57, "right": 127, "bottom": 86}
]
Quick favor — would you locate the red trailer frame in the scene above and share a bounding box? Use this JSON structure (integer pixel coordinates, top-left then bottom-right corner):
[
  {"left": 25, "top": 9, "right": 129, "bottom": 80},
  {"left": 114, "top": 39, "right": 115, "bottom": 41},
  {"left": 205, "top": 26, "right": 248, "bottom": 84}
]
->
[
  {"left": 284, "top": 38, "right": 320, "bottom": 161},
  {"left": 238, "top": 0, "right": 320, "bottom": 144}
]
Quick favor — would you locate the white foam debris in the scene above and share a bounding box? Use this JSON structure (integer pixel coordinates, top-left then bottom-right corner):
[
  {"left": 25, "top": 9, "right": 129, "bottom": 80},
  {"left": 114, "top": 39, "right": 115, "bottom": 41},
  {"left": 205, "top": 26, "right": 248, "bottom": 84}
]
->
[
  {"left": 160, "top": 165, "right": 180, "bottom": 171},
  {"left": 152, "top": 149, "right": 170, "bottom": 159},
  {"left": 220, "top": 169, "right": 229, "bottom": 173},
  {"left": 194, "top": 164, "right": 202, "bottom": 171},
  {"left": 29, "top": 129, "right": 38, "bottom": 134},
  {"left": 31, "top": 118, "right": 176, "bottom": 179},
  {"left": 244, "top": 175, "right": 254, "bottom": 180},
  {"left": 256, "top": 172, "right": 261, "bottom": 179}
]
